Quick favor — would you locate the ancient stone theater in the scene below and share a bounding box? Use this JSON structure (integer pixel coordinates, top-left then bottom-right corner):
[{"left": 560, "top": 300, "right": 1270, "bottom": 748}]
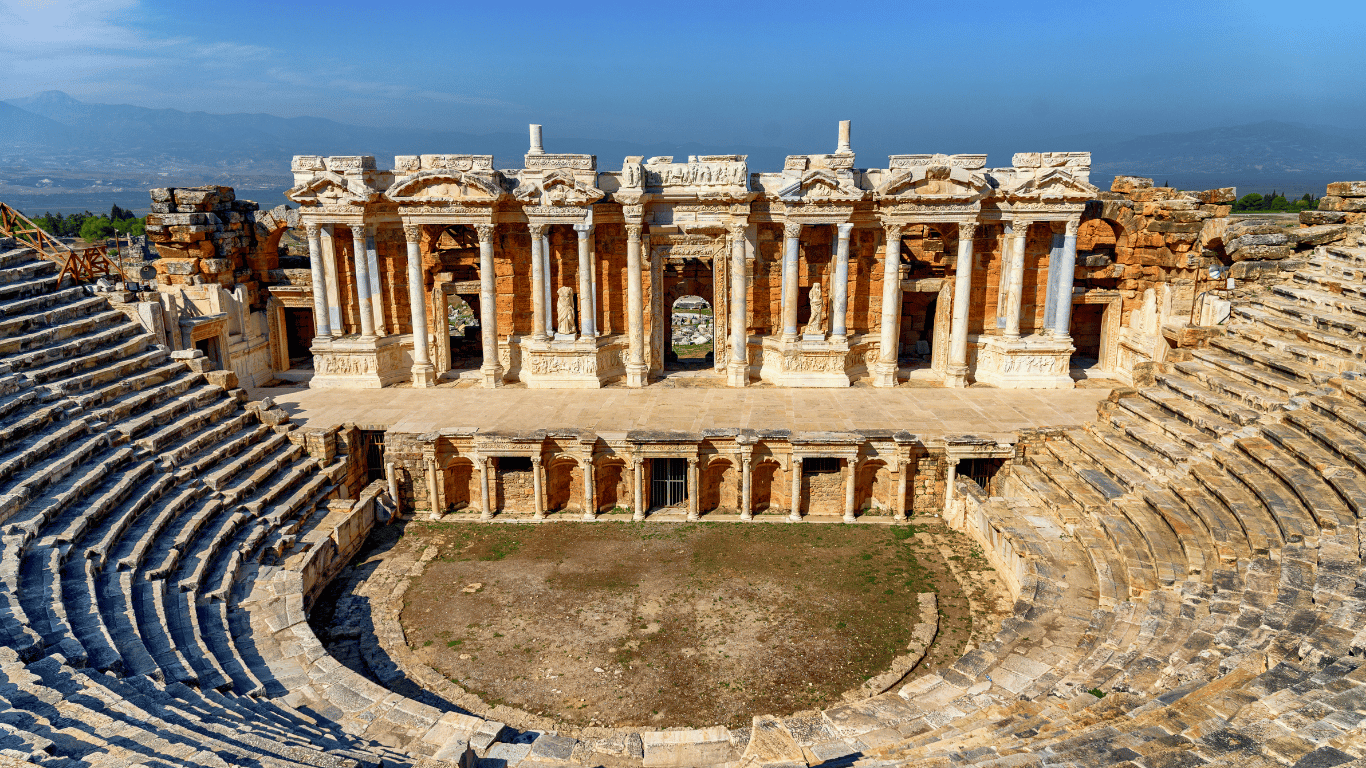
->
[{"left": 1, "top": 120, "right": 1366, "bottom": 767}]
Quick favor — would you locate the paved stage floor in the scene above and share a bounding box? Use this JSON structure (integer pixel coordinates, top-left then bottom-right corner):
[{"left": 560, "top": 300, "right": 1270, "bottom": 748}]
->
[{"left": 250, "top": 384, "right": 1113, "bottom": 439}]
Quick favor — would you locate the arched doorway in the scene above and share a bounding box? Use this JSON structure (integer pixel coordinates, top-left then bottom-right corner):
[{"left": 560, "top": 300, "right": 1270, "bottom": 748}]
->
[{"left": 668, "top": 294, "right": 713, "bottom": 370}]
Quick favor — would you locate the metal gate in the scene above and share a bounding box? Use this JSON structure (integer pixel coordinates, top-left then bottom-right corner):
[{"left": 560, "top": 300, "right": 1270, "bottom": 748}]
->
[
  {"left": 359, "top": 430, "right": 386, "bottom": 484},
  {"left": 650, "top": 458, "right": 687, "bottom": 508}
]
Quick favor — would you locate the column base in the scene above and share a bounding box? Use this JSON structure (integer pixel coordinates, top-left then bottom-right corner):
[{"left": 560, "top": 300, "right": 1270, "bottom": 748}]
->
[
  {"left": 871, "top": 361, "right": 898, "bottom": 388},
  {"left": 411, "top": 362, "right": 437, "bottom": 388},
  {"left": 626, "top": 363, "right": 648, "bottom": 388},
  {"left": 582, "top": 510, "right": 597, "bottom": 521},
  {"left": 310, "top": 334, "right": 409, "bottom": 389},
  {"left": 632, "top": 509, "right": 646, "bottom": 522},
  {"left": 726, "top": 360, "right": 748, "bottom": 387},
  {"left": 686, "top": 511, "right": 700, "bottom": 522},
  {"left": 843, "top": 513, "right": 857, "bottom": 524},
  {"left": 973, "top": 334, "right": 1075, "bottom": 389},
  {"left": 787, "top": 512, "right": 802, "bottom": 522},
  {"left": 480, "top": 510, "right": 494, "bottom": 522},
  {"left": 944, "top": 364, "right": 969, "bottom": 388},
  {"left": 480, "top": 364, "right": 504, "bottom": 389}
]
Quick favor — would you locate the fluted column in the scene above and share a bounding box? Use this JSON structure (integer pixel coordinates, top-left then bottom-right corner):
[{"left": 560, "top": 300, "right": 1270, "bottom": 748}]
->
[
  {"left": 1004, "top": 221, "right": 1030, "bottom": 339},
  {"left": 1042, "top": 228, "right": 1065, "bottom": 336},
  {"left": 843, "top": 458, "right": 857, "bottom": 524},
  {"left": 632, "top": 457, "right": 645, "bottom": 521},
  {"left": 945, "top": 222, "right": 977, "bottom": 388},
  {"left": 532, "top": 456, "right": 545, "bottom": 520},
  {"left": 581, "top": 458, "right": 596, "bottom": 521},
  {"left": 686, "top": 457, "right": 700, "bottom": 522},
  {"left": 727, "top": 223, "right": 748, "bottom": 387},
  {"left": 1052, "top": 219, "right": 1081, "bottom": 339},
  {"left": 788, "top": 456, "right": 803, "bottom": 522},
  {"left": 350, "top": 225, "right": 375, "bottom": 339},
  {"left": 475, "top": 224, "right": 502, "bottom": 388},
  {"left": 740, "top": 447, "right": 753, "bottom": 521},
  {"left": 625, "top": 224, "right": 646, "bottom": 387},
  {"left": 574, "top": 223, "right": 594, "bottom": 338},
  {"left": 365, "top": 226, "right": 385, "bottom": 335},
  {"left": 479, "top": 457, "right": 493, "bottom": 521},
  {"left": 874, "top": 224, "right": 902, "bottom": 387},
  {"left": 781, "top": 221, "right": 802, "bottom": 341},
  {"left": 306, "top": 223, "right": 331, "bottom": 340},
  {"left": 831, "top": 223, "right": 853, "bottom": 342},
  {"left": 529, "top": 224, "right": 547, "bottom": 342},
  {"left": 403, "top": 224, "right": 435, "bottom": 387}
]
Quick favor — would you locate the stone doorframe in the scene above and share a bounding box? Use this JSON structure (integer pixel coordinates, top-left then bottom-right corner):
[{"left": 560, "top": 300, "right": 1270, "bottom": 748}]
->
[
  {"left": 431, "top": 276, "right": 483, "bottom": 380},
  {"left": 898, "top": 277, "right": 953, "bottom": 377},
  {"left": 788, "top": 437, "right": 862, "bottom": 523},
  {"left": 1075, "top": 289, "right": 1123, "bottom": 374},
  {"left": 266, "top": 288, "right": 314, "bottom": 373}
]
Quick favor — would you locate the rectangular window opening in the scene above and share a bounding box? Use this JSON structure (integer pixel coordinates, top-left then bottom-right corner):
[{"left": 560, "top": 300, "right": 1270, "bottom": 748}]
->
[
  {"left": 804, "top": 457, "right": 839, "bottom": 475},
  {"left": 500, "top": 456, "right": 532, "bottom": 472}
]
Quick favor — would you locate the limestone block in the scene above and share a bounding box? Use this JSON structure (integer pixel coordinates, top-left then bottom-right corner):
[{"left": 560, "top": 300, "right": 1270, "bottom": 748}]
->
[
  {"left": 1198, "top": 187, "right": 1237, "bottom": 204},
  {"left": 1301, "top": 210, "right": 1348, "bottom": 225},
  {"left": 1226, "top": 232, "right": 1290, "bottom": 251},
  {"left": 1318, "top": 196, "right": 1366, "bottom": 212},
  {"left": 149, "top": 187, "right": 174, "bottom": 202},
  {"left": 1231, "top": 244, "right": 1294, "bottom": 262},
  {"left": 158, "top": 258, "right": 199, "bottom": 276},
  {"left": 171, "top": 349, "right": 204, "bottom": 361},
  {"left": 640, "top": 728, "right": 733, "bottom": 767},
  {"left": 173, "top": 188, "right": 219, "bottom": 207},
  {"left": 205, "top": 370, "right": 238, "bottom": 389},
  {"left": 201, "top": 259, "right": 233, "bottom": 274},
  {"left": 741, "top": 716, "right": 805, "bottom": 768},
  {"left": 1291, "top": 224, "right": 1349, "bottom": 247},
  {"left": 1111, "top": 176, "right": 1154, "bottom": 193},
  {"left": 1325, "top": 181, "right": 1366, "bottom": 197}
]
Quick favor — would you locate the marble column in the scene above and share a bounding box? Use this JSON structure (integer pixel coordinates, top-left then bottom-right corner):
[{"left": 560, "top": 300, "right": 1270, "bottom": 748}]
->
[
  {"left": 686, "top": 457, "right": 700, "bottom": 522},
  {"left": 625, "top": 225, "right": 646, "bottom": 387},
  {"left": 403, "top": 224, "right": 436, "bottom": 387},
  {"left": 788, "top": 456, "right": 803, "bottom": 522},
  {"left": 944, "top": 457, "right": 959, "bottom": 504},
  {"left": 1052, "top": 219, "right": 1081, "bottom": 338},
  {"left": 831, "top": 223, "right": 853, "bottom": 342},
  {"left": 945, "top": 222, "right": 977, "bottom": 388},
  {"left": 305, "top": 223, "right": 331, "bottom": 339},
  {"left": 542, "top": 235, "right": 554, "bottom": 337},
  {"left": 350, "top": 225, "right": 376, "bottom": 339},
  {"left": 532, "top": 456, "right": 545, "bottom": 520},
  {"left": 475, "top": 224, "right": 502, "bottom": 388},
  {"left": 1004, "top": 221, "right": 1030, "bottom": 339},
  {"left": 1042, "top": 229, "right": 1066, "bottom": 335},
  {"left": 365, "top": 227, "right": 385, "bottom": 335},
  {"left": 727, "top": 223, "right": 748, "bottom": 387},
  {"left": 740, "top": 450, "right": 753, "bottom": 521},
  {"left": 581, "top": 459, "right": 596, "bottom": 521},
  {"left": 574, "top": 223, "right": 594, "bottom": 338},
  {"left": 843, "top": 458, "right": 857, "bottom": 524},
  {"left": 321, "top": 225, "right": 343, "bottom": 336},
  {"left": 425, "top": 456, "right": 441, "bottom": 519},
  {"left": 781, "top": 221, "right": 802, "bottom": 341},
  {"left": 529, "top": 224, "right": 548, "bottom": 342},
  {"left": 895, "top": 460, "right": 909, "bottom": 522},
  {"left": 874, "top": 224, "right": 902, "bottom": 387},
  {"left": 479, "top": 457, "right": 493, "bottom": 521},
  {"left": 632, "top": 458, "right": 645, "bottom": 521}
]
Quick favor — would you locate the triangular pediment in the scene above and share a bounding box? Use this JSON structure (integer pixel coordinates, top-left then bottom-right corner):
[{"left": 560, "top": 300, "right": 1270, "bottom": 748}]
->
[
  {"left": 514, "top": 168, "right": 605, "bottom": 207},
  {"left": 285, "top": 172, "right": 377, "bottom": 206},
  {"left": 1008, "top": 169, "right": 1100, "bottom": 201},
  {"left": 875, "top": 166, "right": 991, "bottom": 201},
  {"left": 777, "top": 169, "right": 866, "bottom": 202},
  {"left": 384, "top": 170, "right": 504, "bottom": 204}
]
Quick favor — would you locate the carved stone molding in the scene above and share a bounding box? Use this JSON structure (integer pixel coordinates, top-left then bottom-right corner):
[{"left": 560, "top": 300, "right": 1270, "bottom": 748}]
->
[
  {"left": 402, "top": 224, "right": 421, "bottom": 243},
  {"left": 474, "top": 223, "right": 495, "bottom": 243},
  {"left": 783, "top": 221, "right": 803, "bottom": 239}
]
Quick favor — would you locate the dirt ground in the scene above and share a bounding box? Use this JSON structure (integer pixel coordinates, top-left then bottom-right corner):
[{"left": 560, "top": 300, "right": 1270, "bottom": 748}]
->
[{"left": 389, "top": 520, "right": 1009, "bottom": 729}]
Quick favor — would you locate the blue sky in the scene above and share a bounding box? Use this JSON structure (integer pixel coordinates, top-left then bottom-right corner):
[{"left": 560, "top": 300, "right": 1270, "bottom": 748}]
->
[{"left": 2, "top": 0, "right": 1361, "bottom": 151}]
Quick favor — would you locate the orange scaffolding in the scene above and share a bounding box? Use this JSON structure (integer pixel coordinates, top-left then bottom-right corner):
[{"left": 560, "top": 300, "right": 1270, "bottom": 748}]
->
[{"left": 0, "top": 201, "right": 129, "bottom": 285}]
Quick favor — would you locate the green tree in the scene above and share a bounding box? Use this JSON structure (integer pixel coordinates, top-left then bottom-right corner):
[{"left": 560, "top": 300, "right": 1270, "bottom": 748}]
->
[{"left": 78, "top": 216, "right": 116, "bottom": 242}]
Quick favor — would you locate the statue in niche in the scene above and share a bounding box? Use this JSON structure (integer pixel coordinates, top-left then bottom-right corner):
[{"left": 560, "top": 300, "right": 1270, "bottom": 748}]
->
[
  {"left": 803, "top": 282, "right": 825, "bottom": 336},
  {"left": 556, "top": 286, "right": 576, "bottom": 336}
]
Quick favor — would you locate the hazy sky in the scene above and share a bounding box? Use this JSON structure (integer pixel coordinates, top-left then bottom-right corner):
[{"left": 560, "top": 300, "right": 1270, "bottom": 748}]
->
[{"left": 2, "top": 0, "right": 1361, "bottom": 152}]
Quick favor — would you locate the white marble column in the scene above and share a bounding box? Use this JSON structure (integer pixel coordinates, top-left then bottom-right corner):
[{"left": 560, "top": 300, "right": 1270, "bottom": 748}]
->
[
  {"left": 532, "top": 456, "right": 545, "bottom": 520},
  {"left": 895, "top": 460, "right": 909, "bottom": 522},
  {"left": 843, "top": 458, "right": 857, "bottom": 524},
  {"left": 831, "top": 223, "right": 853, "bottom": 342},
  {"left": 874, "top": 224, "right": 902, "bottom": 387},
  {"left": 781, "top": 221, "right": 802, "bottom": 341},
  {"left": 403, "top": 224, "right": 436, "bottom": 387},
  {"left": 687, "top": 457, "right": 700, "bottom": 522},
  {"left": 740, "top": 450, "right": 753, "bottom": 521},
  {"left": 1052, "top": 219, "right": 1081, "bottom": 338},
  {"left": 350, "top": 225, "right": 376, "bottom": 339},
  {"left": 581, "top": 458, "right": 596, "bottom": 521},
  {"left": 574, "top": 223, "right": 594, "bottom": 338},
  {"left": 479, "top": 457, "right": 493, "bottom": 521},
  {"left": 529, "top": 224, "right": 548, "bottom": 342},
  {"left": 475, "top": 224, "right": 502, "bottom": 388},
  {"left": 728, "top": 223, "right": 748, "bottom": 387},
  {"left": 425, "top": 456, "right": 441, "bottom": 520},
  {"left": 1042, "top": 228, "right": 1066, "bottom": 335},
  {"left": 365, "top": 226, "right": 384, "bottom": 335},
  {"left": 944, "top": 457, "right": 959, "bottom": 505},
  {"left": 542, "top": 235, "right": 554, "bottom": 337},
  {"left": 788, "top": 456, "right": 802, "bottom": 522},
  {"left": 625, "top": 224, "right": 646, "bottom": 387},
  {"left": 632, "top": 458, "right": 645, "bottom": 521},
  {"left": 1004, "top": 221, "right": 1029, "bottom": 339},
  {"left": 320, "top": 224, "right": 343, "bottom": 337},
  {"left": 945, "top": 222, "right": 977, "bottom": 388},
  {"left": 305, "top": 223, "right": 331, "bottom": 340}
]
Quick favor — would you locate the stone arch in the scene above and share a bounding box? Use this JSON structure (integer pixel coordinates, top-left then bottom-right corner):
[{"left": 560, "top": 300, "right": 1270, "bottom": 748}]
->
[
  {"left": 595, "top": 459, "right": 626, "bottom": 514},
  {"left": 856, "top": 459, "right": 892, "bottom": 514},
  {"left": 701, "top": 457, "right": 735, "bottom": 513},
  {"left": 751, "top": 459, "right": 781, "bottom": 514},
  {"left": 545, "top": 456, "right": 579, "bottom": 513},
  {"left": 443, "top": 457, "right": 474, "bottom": 513},
  {"left": 1077, "top": 218, "right": 1126, "bottom": 256}
]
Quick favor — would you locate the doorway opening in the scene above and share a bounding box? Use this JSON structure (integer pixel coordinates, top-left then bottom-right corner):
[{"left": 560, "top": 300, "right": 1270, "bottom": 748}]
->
[
  {"left": 959, "top": 457, "right": 1005, "bottom": 495},
  {"left": 669, "top": 295, "right": 713, "bottom": 370},
  {"left": 282, "top": 307, "right": 314, "bottom": 369},
  {"left": 650, "top": 458, "right": 688, "bottom": 508},
  {"left": 358, "top": 430, "right": 385, "bottom": 485},
  {"left": 1069, "top": 303, "right": 1105, "bottom": 367},
  {"left": 446, "top": 294, "right": 482, "bottom": 370}
]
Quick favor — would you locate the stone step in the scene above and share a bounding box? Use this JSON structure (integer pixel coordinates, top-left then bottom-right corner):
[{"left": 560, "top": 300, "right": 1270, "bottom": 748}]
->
[
  {"left": 165, "top": 578, "right": 234, "bottom": 691},
  {"left": 1291, "top": 266, "right": 1366, "bottom": 303},
  {"left": 159, "top": 413, "right": 260, "bottom": 471},
  {"left": 1210, "top": 447, "right": 1320, "bottom": 544},
  {"left": 1189, "top": 346, "right": 1309, "bottom": 398},
  {"left": 1027, "top": 448, "right": 1114, "bottom": 512},
  {"left": 1103, "top": 410, "right": 1191, "bottom": 466},
  {"left": 1160, "top": 476, "right": 1258, "bottom": 561},
  {"left": 0, "top": 259, "right": 57, "bottom": 286},
  {"left": 114, "top": 483, "right": 206, "bottom": 572},
  {"left": 1044, "top": 440, "right": 1130, "bottom": 501},
  {"left": 136, "top": 396, "right": 239, "bottom": 455},
  {"left": 36, "top": 459, "right": 157, "bottom": 549},
  {"left": 1066, "top": 428, "right": 1153, "bottom": 491},
  {"left": 81, "top": 363, "right": 197, "bottom": 421},
  {"left": 132, "top": 578, "right": 200, "bottom": 685},
  {"left": 1234, "top": 435, "right": 1356, "bottom": 533},
  {"left": 1287, "top": 401, "right": 1366, "bottom": 474},
  {"left": 0, "top": 309, "right": 129, "bottom": 359},
  {"left": 1152, "top": 371, "right": 1263, "bottom": 425},
  {"left": 1115, "top": 394, "right": 1216, "bottom": 451},
  {"left": 0, "top": 417, "right": 89, "bottom": 489},
  {"left": 0, "top": 274, "right": 62, "bottom": 304},
  {"left": 1168, "top": 358, "right": 1289, "bottom": 412},
  {"left": 0, "top": 285, "right": 88, "bottom": 321},
  {"left": 1228, "top": 321, "right": 1364, "bottom": 376},
  {"left": 1271, "top": 281, "right": 1366, "bottom": 322},
  {"left": 0, "top": 296, "right": 110, "bottom": 344},
  {"left": 1208, "top": 334, "right": 1339, "bottom": 386},
  {"left": 1137, "top": 487, "right": 1216, "bottom": 578},
  {"left": 1238, "top": 294, "right": 1366, "bottom": 349},
  {"left": 1263, "top": 418, "right": 1366, "bottom": 520},
  {"left": 63, "top": 557, "right": 125, "bottom": 673},
  {"left": 6, "top": 318, "right": 143, "bottom": 373},
  {"left": 22, "top": 331, "right": 155, "bottom": 386},
  {"left": 52, "top": 345, "right": 169, "bottom": 396},
  {"left": 1187, "top": 460, "right": 1288, "bottom": 551},
  {"left": 95, "top": 567, "right": 161, "bottom": 679},
  {"left": 1110, "top": 498, "right": 1189, "bottom": 585},
  {"left": 84, "top": 472, "right": 175, "bottom": 570},
  {"left": 0, "top": 247, "right": 40, "bottom": 269}
]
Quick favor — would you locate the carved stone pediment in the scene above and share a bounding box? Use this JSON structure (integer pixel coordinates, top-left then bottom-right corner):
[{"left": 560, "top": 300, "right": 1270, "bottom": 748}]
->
[
  {"left": 514, "top": 168, "right": 605, "bottom": 207},
  {"left": 384, "top": 170, "right": 505, "bottom": 205},
  {"left": 875, "top": 165, "right": 992, "bottom": 202},
  {"left": 1004, "top": 169, "right": 1100, "bottom": 202},
  {"left": 285, "top": 172, "right": 380, "bottom": 207},
  {"left": 640, "top": 155, "right": 749, "bottom": 199},
  {"left": 777, "top": 169, "right": 867, "bottom": 203}
]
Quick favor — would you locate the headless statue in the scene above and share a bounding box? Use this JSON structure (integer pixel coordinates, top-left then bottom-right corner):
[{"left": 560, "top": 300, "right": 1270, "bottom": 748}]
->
[
  {"left": 803, "top": 282, "right": 825, "bottom": 336},
  {"left": 556, "top": 285, "right": 576, "bottom": 336}
]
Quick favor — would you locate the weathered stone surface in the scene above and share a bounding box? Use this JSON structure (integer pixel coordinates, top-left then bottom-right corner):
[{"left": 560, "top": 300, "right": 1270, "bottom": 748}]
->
[
  {"left": 1291, "top": 224, "right": 1349, "bottom": 247},
  {"left": 1325, "top": 180, "right": 1366, "bottom": 197},
  {"left": 1318, "top": 195, "right": 1366, "bottom": 212},
  {"left": 1300, "top": 209, "right": 1348, "bottom": 225},
  {"left": 640, "top": 728, "right": 732, "bottom": 767}
]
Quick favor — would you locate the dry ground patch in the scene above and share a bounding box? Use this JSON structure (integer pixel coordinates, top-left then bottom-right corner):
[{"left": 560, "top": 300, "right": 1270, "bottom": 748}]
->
[{"left": 388, "top": 520, "right": 1004, "bottom": 729}]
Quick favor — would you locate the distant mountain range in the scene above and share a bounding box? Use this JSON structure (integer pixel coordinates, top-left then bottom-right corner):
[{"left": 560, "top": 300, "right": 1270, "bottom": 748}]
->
[{"left": 3, "top": 91, "right": 1365, "bottom": 214}]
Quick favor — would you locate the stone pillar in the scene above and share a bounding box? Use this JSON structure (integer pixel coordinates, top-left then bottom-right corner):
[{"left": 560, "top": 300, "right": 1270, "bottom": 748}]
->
[
  {"left": 686, "top": 457, "right": 700, "bottom": 522},
  {"left": 831, "top": 223, "right": 853, "bottom": 342},
  {"left": 788, "top": 456, "right": 802, "bottom": 522},
  {"left": 895, "top": 460, "right": 909, "bottom": 522},
  {"left": 475, "top": 224, "right": 502, "bottom": 388},
  {"left": 306, "top": 223, "right": 331, "bottom": 340},
  {"left": 365, "top": 227, "right": 384, "bottom": 335},
  {"left": 581, "top": 459, "right": 596, "bottom": 521},
  {"left": 532, "top": 456, "right": 545, "bottom": 520},
  {"left": 632, "top": 458, "right": 645, "bottom": 521},
  {"left": 1042, "top": 229, "right": 1065, "bottom": 335},
  {"left": 945, "top": 222, "right": 977, "bottom": 388},
  {"left": 574, "top": 223, "right": 595, "bottom": 338},
  {"left": 844, "top": 458, "right": 857, "bottom": 524},
  {"left": 425, "top": 456, "right": 441, "bottom": 520},
  {"left": 874, "top": 224, "right": 902, "bottom": 387},
  {"left": 321, "top": 225, "right": 343, "bottom": 336},
  {"left": 945, "top": 457, "right": 959, "bottom": 505},
  {"left": 626, "top": 224, "right": 647, "bottom": 387},
  {"left": 781, "top": 221, "right": 802, "bottom": 341},
  {"left": 542, "top": 235, "right": 554, "bottom": 337},
  {"left": 529, "top": 224, "right": 548, "bottom": 342},
  {"left": 727, "top": 223, "right": 748, "bottom": 387},
  {"left": 1052, "top": 219, "right": 1080, "bottom": 338},
  {"left": 1004, "top": 221, "right": 1029, "bottom": 339},
  {"left": 350, "top": 225, "right": 376, "bottom": 339},
  {"left": 836, "top": 119, "right": 852, "bottom": 155},
  {"left": 740, "top": 449, "right": 753, "bottom": 521},
  {"left": 528, "top": 123, "right": 544, "bottom": 155},
  {"left": 479, "top": 457, "right": 493, "bottom": 522},
  {"left": 403, "top": 224, "right": 436, "bottom": 387}
]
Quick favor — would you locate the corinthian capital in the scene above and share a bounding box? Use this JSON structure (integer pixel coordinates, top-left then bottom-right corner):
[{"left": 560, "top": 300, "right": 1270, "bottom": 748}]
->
[
  {"left": 958, "top": 221, "right": 978, "bottom": 239},
  {"left": 728, "top": 221, "right": 748, "bottom": 239},
  {"left": 304, "top": 222, "right": 321, "bottom": 239},
  {"left": 527, "top": 223, "right": 548, "bottom": 238},
  {"left": 1066, "top": 218, "right": 1080, "bottom": 236},
  {"left": 783, "top": 221, "right": 803, "bottom": 239},
  {"left": 625, "top": 223, "right": 643, "bottom": 241},
  {"left": 883, "top": 223, "right": 903, "bottom": 241},
  {"left": 402, "top": 223, "right": 421, "bottom": 243},
  {"left": 474, "top": 223, "right": 496, "bottom": 243}
]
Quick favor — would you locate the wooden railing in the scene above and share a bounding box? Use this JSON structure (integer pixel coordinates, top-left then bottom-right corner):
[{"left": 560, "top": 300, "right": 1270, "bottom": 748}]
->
[{"left": 0, "top": 201, "right": 128, "bottom": 284}]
